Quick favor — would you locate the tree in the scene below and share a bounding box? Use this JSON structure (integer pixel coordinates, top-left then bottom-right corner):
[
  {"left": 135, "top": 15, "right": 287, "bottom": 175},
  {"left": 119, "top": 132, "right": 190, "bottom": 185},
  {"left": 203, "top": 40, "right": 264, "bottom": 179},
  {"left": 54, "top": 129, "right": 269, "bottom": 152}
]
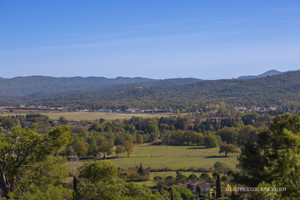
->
[
  {"left": 204, "top": 134, "right": 221, "bottom": 148},
  {"left": 216, "top": 174, "right": 221, "bottom": 198},
  {"left": 235, "top": 112, "right": 300, "bottom": 199},
  {"left": 137, "top": 162, "right": 145, "bottom": 176},
  {"left": 199, "top": 173, "right": 212, "bottom": 182},
  {"left": 136, "top": 134, "right": 143, "bottom": 144},
  {"left": 219, "top": 142, "right": 238, "bottom": 157},
  {"left": 188, "top": 174, "right": 198, "bottom": 181},
  {"left": 171, "top": 186, "right": 196, "bottom": 200},
  {"left": 145, "top": 120, "right": 160, "bottom": 141},
  {"left": 58, "top": 116, "right": 67, "bottom": 125},
  {"left": 217, "top": 127, "right": 239, "bottom": 145},
  {"left": 115, "top": 145, "right": 125, "bottom": 157},
  {"left": 72, "top": 138, "right": 89, "bottom": 157},
  {"left": 97, "top": 138, "right": 113, "bottom": 159},
  {"left": 237, "top": 125, "right": 258, "bottom": 145},
  {"left": 122, "top": 140, "right": 134, "bottom": 157},
  {"left": 175, "top": 171, "right": 188, "bottom": 184},
  {"left": 195, "top": 185, "right": 202, "bottom": 198},
  {"left": 213, "top": 161, "right": 231, "bottom": 174},
  {"left": 0, "top": 126, "right": 71, "bottom": 198},
  {"left": 77, "top": 160, "right": 163, "bottom": 200}
]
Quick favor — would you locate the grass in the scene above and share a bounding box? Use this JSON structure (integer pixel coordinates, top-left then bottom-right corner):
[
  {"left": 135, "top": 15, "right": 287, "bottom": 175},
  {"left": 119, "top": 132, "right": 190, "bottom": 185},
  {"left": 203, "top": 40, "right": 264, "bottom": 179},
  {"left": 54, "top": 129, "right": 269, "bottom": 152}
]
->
[
  {"left": 0, "top": 112, "right": 175, "bottom": 121},
  {"left": 66, "top": 145, "right": 238, "bottom": 176},
  {"left": 111, "top": 145, "right": 238, "bottom": 170}
]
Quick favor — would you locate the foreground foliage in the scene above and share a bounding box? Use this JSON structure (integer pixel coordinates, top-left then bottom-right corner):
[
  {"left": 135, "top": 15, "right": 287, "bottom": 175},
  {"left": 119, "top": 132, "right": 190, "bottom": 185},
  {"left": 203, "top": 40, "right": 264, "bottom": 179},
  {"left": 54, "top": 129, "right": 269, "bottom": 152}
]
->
[
  {"left": 0, "top": 126, "right": 71, "bottom": 199},
  {"left": 235, "top": 112, "right": 300, "bottom": 199}
]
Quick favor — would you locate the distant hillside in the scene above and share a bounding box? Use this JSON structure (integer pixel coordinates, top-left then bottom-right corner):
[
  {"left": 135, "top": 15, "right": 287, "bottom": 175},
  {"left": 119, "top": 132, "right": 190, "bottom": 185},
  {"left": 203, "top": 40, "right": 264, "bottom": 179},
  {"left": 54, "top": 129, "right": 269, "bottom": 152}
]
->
[
  {"left": 0, "top": 70, "right": 293, "bottom": 97},
  {"left": 1, "top": 71, "right": 299, "bottom": 111},
  {"left": 22, "top": 71, "right": 300, "bottom": 110},
  {"left": 237, "top": 70, "right": 284, "bottom": 79},
  {"left": 0, "top": 76, "right": 157, "bottom": 97},
  {"left": 0, "top": 76, "right": 203, "bottom": 97}
]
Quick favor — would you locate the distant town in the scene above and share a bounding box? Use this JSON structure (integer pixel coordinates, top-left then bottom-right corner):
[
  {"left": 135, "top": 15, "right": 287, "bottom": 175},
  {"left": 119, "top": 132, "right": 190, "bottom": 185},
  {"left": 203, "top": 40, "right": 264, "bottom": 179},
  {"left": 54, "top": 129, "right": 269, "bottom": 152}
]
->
[{"left": 0, "top": 104, "right": 277, "bottom": 114}]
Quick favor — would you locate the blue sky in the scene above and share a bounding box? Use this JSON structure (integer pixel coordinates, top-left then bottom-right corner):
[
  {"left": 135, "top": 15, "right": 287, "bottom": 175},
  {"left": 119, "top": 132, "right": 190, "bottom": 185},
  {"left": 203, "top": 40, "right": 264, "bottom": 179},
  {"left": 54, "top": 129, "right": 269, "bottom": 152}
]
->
[{"left": 1, "top": 0, "right": 300, "bottom": 79}]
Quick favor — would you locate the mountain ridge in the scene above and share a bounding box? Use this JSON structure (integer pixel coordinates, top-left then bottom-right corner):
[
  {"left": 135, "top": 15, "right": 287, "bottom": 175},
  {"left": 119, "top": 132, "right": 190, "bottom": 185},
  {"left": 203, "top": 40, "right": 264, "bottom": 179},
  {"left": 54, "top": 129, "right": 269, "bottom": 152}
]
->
[
  {"left": 236, "top": 69, "right": 300, "bottom": 79},
  {"left": 0, "top": 70, "right": 299, "bottom": 112},
  {"left": 0, "top": 70, "right": 296, "bottom": 111}
]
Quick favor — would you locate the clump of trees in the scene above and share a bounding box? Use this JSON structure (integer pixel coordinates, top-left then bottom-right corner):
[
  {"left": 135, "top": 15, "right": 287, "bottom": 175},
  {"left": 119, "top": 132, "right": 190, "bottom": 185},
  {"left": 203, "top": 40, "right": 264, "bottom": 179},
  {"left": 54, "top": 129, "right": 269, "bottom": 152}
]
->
[
  {"left": 234, "top": 112, "right": 300, "bottom": 199},
  {"left": 219, "top": 142, "right": 239, "bottom": 157}
]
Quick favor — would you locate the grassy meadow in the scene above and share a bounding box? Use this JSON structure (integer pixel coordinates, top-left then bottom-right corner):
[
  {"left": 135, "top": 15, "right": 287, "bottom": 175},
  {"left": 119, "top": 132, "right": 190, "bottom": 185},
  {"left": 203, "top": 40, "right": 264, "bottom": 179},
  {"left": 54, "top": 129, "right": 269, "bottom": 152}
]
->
[
  {"left": 0, "top": 111, "right": 175, "bottom": 121},
  {"left": 67, "top": 145, "right": 238, "bottom": 177}
]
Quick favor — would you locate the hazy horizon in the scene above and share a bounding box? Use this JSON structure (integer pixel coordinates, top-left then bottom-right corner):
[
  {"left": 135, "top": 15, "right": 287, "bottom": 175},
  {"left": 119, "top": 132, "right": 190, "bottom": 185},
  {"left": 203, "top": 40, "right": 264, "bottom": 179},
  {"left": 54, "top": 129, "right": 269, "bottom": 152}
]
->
[{"left": 0, "top": 69, "right": 299, "bottom": 80}]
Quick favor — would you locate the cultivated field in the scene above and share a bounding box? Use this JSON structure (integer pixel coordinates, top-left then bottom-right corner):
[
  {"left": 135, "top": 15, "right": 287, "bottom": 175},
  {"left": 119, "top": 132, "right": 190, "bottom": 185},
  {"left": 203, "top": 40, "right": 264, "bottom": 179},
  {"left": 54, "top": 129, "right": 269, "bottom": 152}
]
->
[
  {"left": 0, "top": 111, "right": 175, "bottom": 121},
  {"left": 67, "top": 145, "right": 238, "bottom": 176}
]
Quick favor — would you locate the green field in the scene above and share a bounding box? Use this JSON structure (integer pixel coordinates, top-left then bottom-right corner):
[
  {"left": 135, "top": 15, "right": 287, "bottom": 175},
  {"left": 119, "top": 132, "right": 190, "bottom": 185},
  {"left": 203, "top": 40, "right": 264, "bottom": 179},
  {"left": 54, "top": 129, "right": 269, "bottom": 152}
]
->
[
  {"left": 67, "top": 145, "right": 238, "bottom": 176},
  {"left": 0, "top": 112, "right": 175, "bottom": 121},
  {"left": 111, "top": 145, "right": 238, "bottom": 169}
]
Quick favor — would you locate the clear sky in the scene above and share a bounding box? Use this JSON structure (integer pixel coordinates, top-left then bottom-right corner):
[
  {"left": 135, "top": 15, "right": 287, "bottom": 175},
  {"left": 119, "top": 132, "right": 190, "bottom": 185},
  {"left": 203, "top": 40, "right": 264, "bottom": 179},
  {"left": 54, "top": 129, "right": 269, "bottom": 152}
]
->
[{"left": 1, "top": 0, "right": 300, "bottom": 79}]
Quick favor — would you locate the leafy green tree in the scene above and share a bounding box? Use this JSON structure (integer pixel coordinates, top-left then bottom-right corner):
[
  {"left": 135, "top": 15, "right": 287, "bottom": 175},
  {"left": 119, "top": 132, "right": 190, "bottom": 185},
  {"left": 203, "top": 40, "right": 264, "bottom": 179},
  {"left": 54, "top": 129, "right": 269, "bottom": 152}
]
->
[
  {"left": 219, "top": 142, "right": 238, "bottom": 157},
  {"left": 0, "top": 126, "right": 71, "bottom": 198},
  {"left": 122, "top": 140, "right": 134, "bottom": 157},
  {"left": 213, "top": 161, "right": 231, "bottom": 174},
  {"left": 8, "top": 185, "right": 72, "bottom": 200},
  {"left": 97, "top": 138, "right": 113, "bottom": 159},
  {"left": 217, "top": 127, "right": 239, "bottom": 145},
  {"left": 204, "top": 134, "right": 221, "bottom": 148},
  {"left": 72, "top": 137, "right": 89, "bottom": 157},
  {"left": 115, "top": 145, "right": 125, "bottom": 157},
  {"left": 170, "top": 186, "right": 182, "bottom": 200},
  {"left": 146, "top": 120, "right": 160, "bottom": 141},
  {"left": 175, "top": 171, "right": 188, "bottom": 184},
  {"left": 136, "top": 134, "right": 144, "bottom": 144},
  {"left": 171, "top": 186, "right": 196, "bottom": 200},
  {"left": 58, "top": 116, "right": 67, "bottom": 125},
  {"left": 199, "top": 173, "right": 212, "bottom": 182},
  {"left": 237, "top": 125, "right": 258, "bottom": 145},
  {"left": 77, "top": 160, "right": 163, "bottom": 200},
  {"left": 235, "top": 112, "right": 300, "bottom": 199},
  {"left": 0, "top": 117, "right": 16, "bottom": 130},
  {"left": 188, "top": 174, "right": 198, "bottom": 181},
  {"left": 165, "top": 176, "right": 176, "bottom": 186}
]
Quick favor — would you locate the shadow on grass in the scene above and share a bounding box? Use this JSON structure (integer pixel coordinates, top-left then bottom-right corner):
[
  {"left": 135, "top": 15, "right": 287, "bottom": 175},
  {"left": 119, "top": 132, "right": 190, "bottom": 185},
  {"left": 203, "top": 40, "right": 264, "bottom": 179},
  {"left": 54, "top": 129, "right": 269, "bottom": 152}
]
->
[{"left": 204, "top": 155, "right": 226, "bottom": 158}]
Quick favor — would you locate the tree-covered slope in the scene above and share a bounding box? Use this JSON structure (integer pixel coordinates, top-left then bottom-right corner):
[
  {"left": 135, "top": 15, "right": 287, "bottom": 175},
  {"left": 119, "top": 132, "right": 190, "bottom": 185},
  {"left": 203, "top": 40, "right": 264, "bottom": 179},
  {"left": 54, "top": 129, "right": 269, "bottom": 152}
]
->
[
  {"left": 27, "top": 71, "right": 300, "bottom": 110},
  {"left": 0, "top": 76, "right": 157, "bottom": 96}
]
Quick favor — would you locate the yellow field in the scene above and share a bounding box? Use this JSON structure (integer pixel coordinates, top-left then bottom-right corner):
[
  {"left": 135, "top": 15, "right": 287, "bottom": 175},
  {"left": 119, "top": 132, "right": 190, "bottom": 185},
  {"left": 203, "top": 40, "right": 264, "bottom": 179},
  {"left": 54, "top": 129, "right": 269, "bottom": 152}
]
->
[{"left": 0, "top": 112, "right": 175, "bottom": 121}]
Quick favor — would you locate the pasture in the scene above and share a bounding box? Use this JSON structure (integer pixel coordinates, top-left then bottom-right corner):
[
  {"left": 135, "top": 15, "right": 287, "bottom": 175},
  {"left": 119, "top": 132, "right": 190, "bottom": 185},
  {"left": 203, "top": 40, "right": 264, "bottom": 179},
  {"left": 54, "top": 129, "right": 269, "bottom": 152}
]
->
[
  {"left": 67, "top": 145, "right": 238, "bottom": 176},
  {"left": 0, "top": 111, "right": 175, "bottom": 121}
]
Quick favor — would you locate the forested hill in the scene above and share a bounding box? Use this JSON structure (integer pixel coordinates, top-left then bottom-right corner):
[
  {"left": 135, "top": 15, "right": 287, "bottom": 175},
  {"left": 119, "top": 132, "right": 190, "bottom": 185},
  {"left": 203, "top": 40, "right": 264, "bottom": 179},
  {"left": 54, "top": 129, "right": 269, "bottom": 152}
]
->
[
  {"left": 0, "top": 76, "right": 202, "bottom": 97},
  {"left": 21, "top": 70, "right": 300, "bottom": 110},
  {"left": 0, "top": 76, "right": 154, "bottom": 96},
  {"left": 237, "top": 69, "right": 283, "bottom": 79}
]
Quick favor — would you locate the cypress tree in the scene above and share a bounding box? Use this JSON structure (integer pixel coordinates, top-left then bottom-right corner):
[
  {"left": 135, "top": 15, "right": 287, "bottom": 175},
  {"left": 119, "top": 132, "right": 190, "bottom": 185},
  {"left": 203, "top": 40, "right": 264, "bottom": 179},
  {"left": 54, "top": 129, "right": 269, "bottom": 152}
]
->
[{"left": 216, "top": 174, "right": 221, "bottom": 198}]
